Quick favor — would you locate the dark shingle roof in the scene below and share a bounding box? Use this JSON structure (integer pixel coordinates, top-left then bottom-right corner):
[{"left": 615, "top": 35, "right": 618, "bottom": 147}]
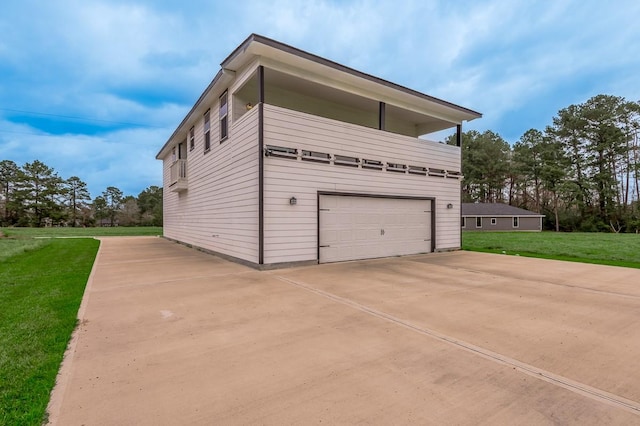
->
[{"left": 461, "top": 203, "right": 544, "bottom": 217}]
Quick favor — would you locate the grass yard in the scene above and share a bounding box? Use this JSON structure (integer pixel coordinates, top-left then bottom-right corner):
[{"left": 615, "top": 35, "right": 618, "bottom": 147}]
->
[
  {"left": 0, "top": 238, "right": 100, "bottom": 425},
  {"left": 463, "top": 231, "right": 640, "bottom": 269},
  {"left": 0, "top": 238, "right": 47, "bottom": 262},
  {"left": 1, "top": 226, "right": 162, "bottom": 238}
]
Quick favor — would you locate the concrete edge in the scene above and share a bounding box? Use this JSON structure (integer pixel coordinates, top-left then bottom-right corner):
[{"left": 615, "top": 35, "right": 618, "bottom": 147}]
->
[
  {"left": 45, "top": 237, "right": 103, "bottom": 425},
  {"left": 435, "top": 247, "right": 461, "bottom": 253},
  {"left": 161, "top": 236, "right": 319, "bottom": 270},
  {"left": 162, "top": 236, "right": 460, "bottom": 270}
]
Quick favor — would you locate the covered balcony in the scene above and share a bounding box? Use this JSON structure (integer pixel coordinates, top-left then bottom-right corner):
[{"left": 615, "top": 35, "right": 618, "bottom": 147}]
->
[{"left": 232, "top": 67, "right": 467, "bottom": 143}]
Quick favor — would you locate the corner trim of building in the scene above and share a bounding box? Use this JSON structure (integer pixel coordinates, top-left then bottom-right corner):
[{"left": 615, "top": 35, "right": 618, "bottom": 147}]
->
[{"left": 258, "top": 65, "right": 265, "bottom": 265}]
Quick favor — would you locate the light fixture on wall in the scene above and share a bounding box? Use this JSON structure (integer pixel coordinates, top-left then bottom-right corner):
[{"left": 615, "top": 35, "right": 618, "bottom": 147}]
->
[
  {"left": 446, "top": 203, "right": 453, "bottom": 209},
  {"left": 289, "top": 196, "right": 297, "bottom": 205}
]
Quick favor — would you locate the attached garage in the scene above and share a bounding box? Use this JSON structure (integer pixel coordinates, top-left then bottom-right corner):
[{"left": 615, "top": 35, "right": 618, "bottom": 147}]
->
[{"left": 319, "top": 193, "right": 435, "bottom": 263}]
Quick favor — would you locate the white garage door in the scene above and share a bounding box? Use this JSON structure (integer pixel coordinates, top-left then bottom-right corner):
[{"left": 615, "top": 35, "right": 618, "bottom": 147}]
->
[{"left": 319, "top": 195, "right": 432, "bottom": 263}]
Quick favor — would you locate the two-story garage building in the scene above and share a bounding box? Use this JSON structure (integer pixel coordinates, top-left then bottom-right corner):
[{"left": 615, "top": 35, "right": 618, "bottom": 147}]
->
[{"left": 156, "top": 34, "right": 481, "bottom": 268}]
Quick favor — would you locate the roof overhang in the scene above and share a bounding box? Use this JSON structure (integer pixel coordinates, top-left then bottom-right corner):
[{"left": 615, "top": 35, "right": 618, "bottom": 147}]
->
[
  {"left": 157, "top": 33, "right": 482, "bottom": 159},
  {"left": 223, "top": 34, "right": 481, "bottom": 124}
]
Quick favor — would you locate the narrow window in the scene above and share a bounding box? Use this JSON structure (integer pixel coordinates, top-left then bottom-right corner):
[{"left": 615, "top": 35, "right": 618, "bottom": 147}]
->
[
  {"left": 513, "top": 217, "right": 519, "bottom": 228},
  {"left": 476, "top": 217, "right": 482, "bottom": 228},
  {"left": 491, "top": 218, "right": 497, "bottom": 225},
  {"left": 461, "top": 217, "right": 466, "bottom": 228},
  {"left": 204, "top": 109, "right": 211, "bottom": 153},
  {"left": 189, "top": 126, "right": 195, "bottom": 151},
  {"left": 219, "top": 91, "right": 228, "bottom": 142},
  {"left": 171, "top": 147, "right": 176, "bottom": 162}
]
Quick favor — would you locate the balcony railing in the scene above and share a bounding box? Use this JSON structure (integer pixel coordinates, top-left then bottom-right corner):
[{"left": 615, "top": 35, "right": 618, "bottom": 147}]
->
[{"left": 169, "top": 159, "right": 188, "bottom": 192}]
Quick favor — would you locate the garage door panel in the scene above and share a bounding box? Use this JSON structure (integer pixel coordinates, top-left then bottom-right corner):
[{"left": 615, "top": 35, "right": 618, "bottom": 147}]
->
[
  {"left": 339, "top": 230, "right": 353, "bottom": 242},
  {"left": 319, "top": 195, "right": 432, "bottom": 263}
]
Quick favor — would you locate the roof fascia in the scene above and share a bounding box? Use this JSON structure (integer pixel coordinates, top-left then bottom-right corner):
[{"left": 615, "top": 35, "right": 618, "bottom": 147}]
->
[{"left": 224, "top": 34, "right": 481, "bottom": 122}]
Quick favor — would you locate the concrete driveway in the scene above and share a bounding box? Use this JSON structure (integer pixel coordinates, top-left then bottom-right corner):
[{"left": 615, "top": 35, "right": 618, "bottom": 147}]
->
[{"left": 48, "top": 237, "right": 640, "bottom": 425}]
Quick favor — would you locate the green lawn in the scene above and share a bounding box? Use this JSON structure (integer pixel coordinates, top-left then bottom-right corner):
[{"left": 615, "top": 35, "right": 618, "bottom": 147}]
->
[
  {"left": 462, "top": 231, "right": 640, "bottom": 268},
  {"left": 0, "top": 238, "right": 100, "bottom": 425},
  {"left": 0, "top": 238, "right": 47, "bottom": 262},
  {"left": 1, "top": 226, "right": 162, "bottom": 238}
]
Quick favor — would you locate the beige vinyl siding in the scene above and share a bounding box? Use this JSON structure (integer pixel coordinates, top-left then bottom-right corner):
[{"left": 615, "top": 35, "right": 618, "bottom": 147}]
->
[
  {"left": 263, "top": 104, "right": 461, "bottom": 264},
  {"left": 162, "top": 106, "right": 259, "bottom": 263}
]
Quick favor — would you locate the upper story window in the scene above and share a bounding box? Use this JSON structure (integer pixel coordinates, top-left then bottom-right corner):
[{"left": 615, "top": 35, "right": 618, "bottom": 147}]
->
[
  {"left": 189, "top": 126, "right": 195, "bottom": 151},
  {"left": 220, "top": 90, "right": 228, "bottom": 142},
  {"left": 204, "top": 109, "right": 211, "bottom": 153}
]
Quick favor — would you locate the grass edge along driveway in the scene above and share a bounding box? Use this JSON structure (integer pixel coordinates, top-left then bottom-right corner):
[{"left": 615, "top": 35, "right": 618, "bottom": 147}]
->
[
  {"left": 463, "top": 231, "right": 640, "bottom": 269},
  {"left": 0, "top": 238, "right": 100, "bottom": 426}
]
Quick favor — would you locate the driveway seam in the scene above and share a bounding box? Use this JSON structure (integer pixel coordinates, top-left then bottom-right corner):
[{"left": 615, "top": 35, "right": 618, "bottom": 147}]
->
[{"left": 273, "top": 274, "right": 640, "bottom": 416}]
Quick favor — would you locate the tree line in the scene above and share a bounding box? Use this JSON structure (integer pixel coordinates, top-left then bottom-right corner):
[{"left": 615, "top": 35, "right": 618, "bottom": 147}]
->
[
  {"left": 0, "top": 159, "right": 162, "bottom": 227},
  {"left": 448, "top": 94, "right": 640, "bottom": 232}
]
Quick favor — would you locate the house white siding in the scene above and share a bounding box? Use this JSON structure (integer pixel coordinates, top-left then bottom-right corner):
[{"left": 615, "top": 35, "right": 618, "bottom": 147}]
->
[
  {"left": 263, "top": 104, "right": 461, "bottom": 264},
  {"left": 162, "top": 107, "right": 259, "bottom": 263}
]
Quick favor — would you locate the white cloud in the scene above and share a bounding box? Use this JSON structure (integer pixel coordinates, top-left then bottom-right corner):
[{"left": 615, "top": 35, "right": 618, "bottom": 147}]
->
[
  {"left": 2, "top": 0, "right": 640, "bottom": 193},
  {"left": 0, "top": 118, "right": 166, "bottom": 197}
]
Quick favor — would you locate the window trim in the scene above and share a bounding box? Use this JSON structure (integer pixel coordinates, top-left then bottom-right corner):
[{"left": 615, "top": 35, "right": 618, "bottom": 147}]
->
[
  {"left": 189, "top": 126, "right": 195, "bottom": 151},
  {"left": 490, "top": 217, "right": 497, "bottom": 225},
  {"left": 513, "top": 216, "right": 519, "bottom": 228},
  {"left": 219, "top": 90, "right": 228, "bottom": 143},
  {"left": 204, "top": 109, "right": 211, "bottom": 153},
  {"left": 476, "top": 217, "right": 482, "bottom": 228}
]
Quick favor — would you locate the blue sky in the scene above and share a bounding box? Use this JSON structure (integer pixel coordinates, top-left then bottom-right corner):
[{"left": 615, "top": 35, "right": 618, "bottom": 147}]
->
[{"left": 1, "top": 0, "right": 639, "bottom": 198}]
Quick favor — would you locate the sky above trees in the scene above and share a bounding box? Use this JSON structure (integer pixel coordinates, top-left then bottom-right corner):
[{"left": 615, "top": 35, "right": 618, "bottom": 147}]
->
[{"left": 1, "top": 0, "right": 639, "bottom": 197}]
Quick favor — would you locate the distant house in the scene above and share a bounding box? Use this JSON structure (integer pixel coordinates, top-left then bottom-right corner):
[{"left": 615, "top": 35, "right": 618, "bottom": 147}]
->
[
  {"left": 156, "top": 34, "right": 482, "bottom": 268},
  {"left": 99, "top": 218, "right": 119, "bottom": 227},
  {"left": 461, "top": 203, "right": 544, "bottom": 231}
]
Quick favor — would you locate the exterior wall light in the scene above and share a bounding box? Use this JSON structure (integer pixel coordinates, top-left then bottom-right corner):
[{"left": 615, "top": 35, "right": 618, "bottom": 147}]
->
[
  {"left": 289, "top": 197, "right": 297, "bottom": 205},
  {"left": 446, "top": 203, "right": 453, "bottom": 209}
]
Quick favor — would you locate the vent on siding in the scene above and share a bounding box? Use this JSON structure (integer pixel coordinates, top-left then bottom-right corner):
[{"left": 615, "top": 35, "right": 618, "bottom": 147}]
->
[
  {"left": 334, "top": 155, "right": 360, "bottom": 167},
  {"left": 302, "top": 150, "right": 331, "bottom": 163},
  {"left": 386, "top": 162, "right": 407, "bottom": 173},
  {"left": 265, "top": 145, "right": 298, "bottom": 159},
  {"left": 446, "top": 170, "right": 463, "bottom": 179},
  {"left": 408, "top": 165, "right": 427, "bottom": 175},
  {"left": 428, "top": 168, "right": 446, "bottom": 177},
  {"left": 362, "top": 159, "right": 384, "bottom": 170}
]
